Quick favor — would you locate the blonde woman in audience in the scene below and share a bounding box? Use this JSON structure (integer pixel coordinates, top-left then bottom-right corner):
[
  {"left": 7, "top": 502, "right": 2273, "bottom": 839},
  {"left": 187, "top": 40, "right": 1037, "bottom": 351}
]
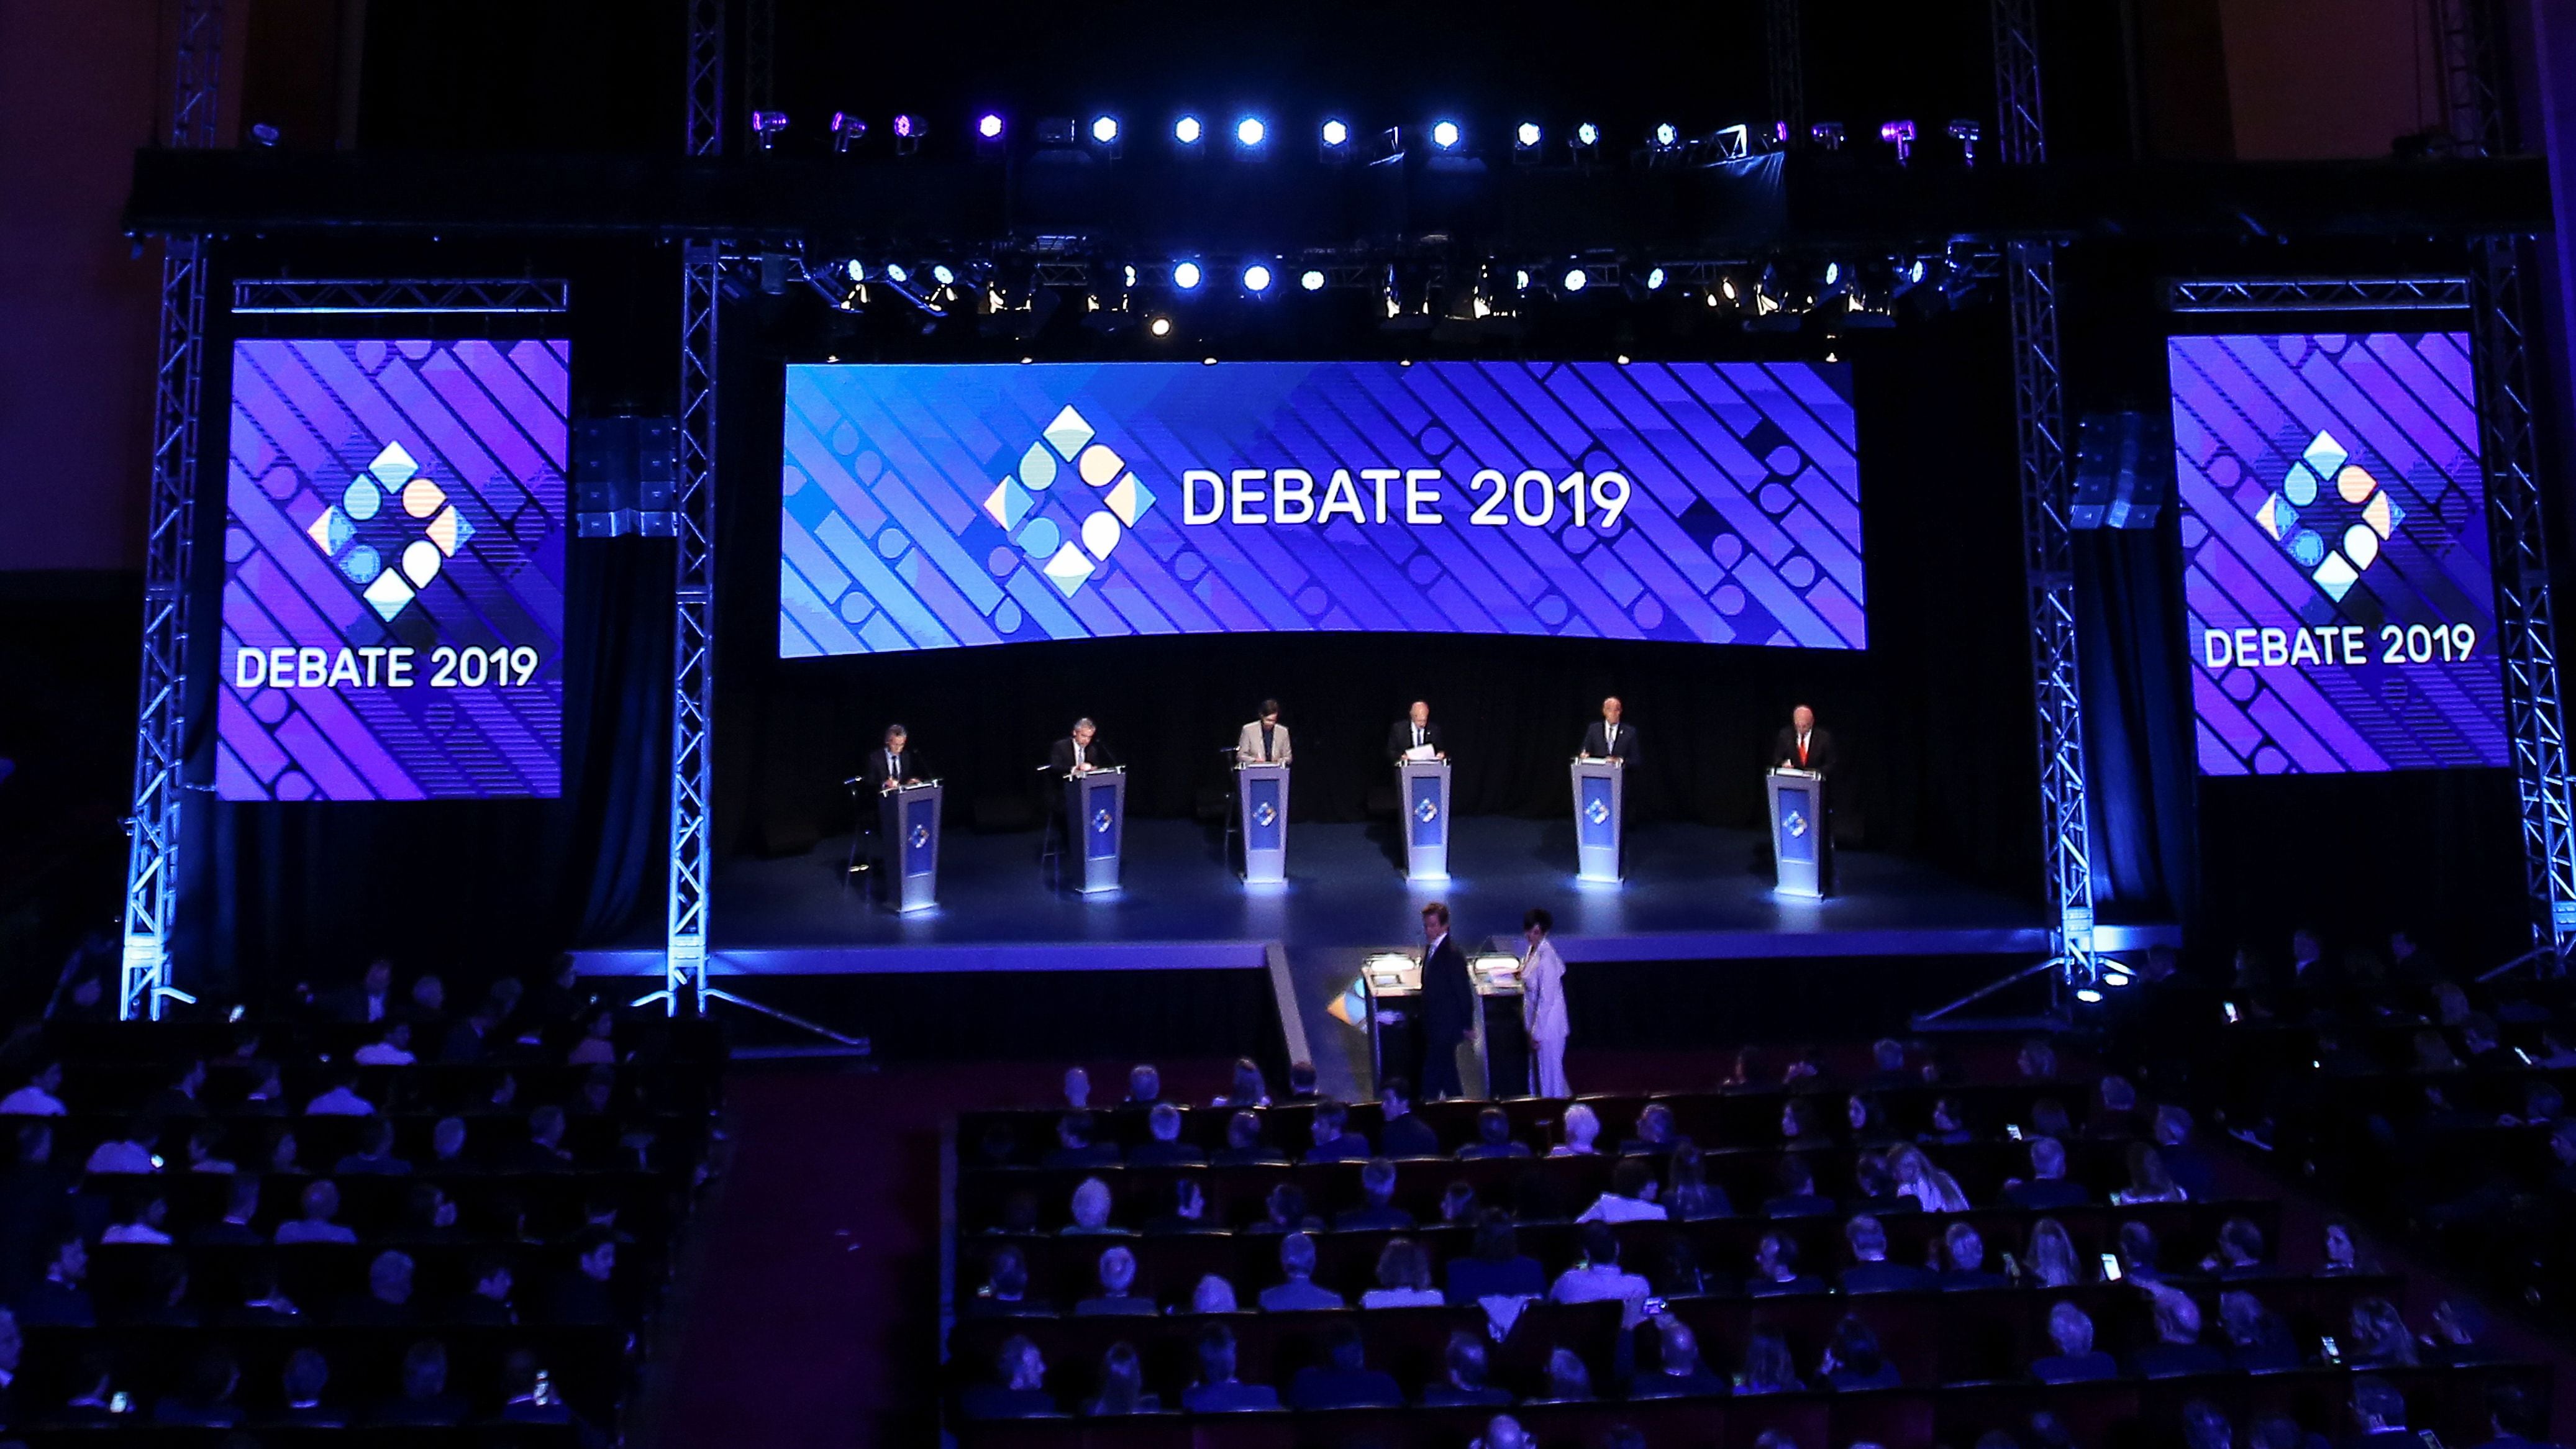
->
[
  {"left": 1888, "top": 1143, "right": 1970, "bottom": 1212},
  {"left": 2025, "top": 1218, "right": 2084, "bottom": 1288}
]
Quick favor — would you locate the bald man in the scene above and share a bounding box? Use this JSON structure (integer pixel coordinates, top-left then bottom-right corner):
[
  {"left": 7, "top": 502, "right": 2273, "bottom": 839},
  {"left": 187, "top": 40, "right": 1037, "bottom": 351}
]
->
[
  {"left": 1578, "top": 697, "right": 1637, "bottom": 765},
  {"left": 1386, "top": 701, "right": 1446, "bottom": 763},
  {"left": 1772, "top": 705, "right": 1836, "bottom": 775}
]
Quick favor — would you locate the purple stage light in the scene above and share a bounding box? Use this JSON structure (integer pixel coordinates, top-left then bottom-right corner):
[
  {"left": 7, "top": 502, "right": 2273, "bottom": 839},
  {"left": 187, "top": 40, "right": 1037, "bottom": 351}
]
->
[{"left": 977, "top": 113, "right": 1004, "bottom": 140}]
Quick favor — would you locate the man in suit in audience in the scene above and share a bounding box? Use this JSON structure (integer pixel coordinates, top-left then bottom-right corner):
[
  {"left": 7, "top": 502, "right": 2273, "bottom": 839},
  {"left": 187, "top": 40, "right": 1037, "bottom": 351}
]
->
[
  {"left": 1304, "top": 1101, "right": 1373, "bottom": 1163},
  {"left": 1578, "top": 696, "right": 1639, "bottom": 766},
  {"left": 1387, "top": 701, "right": 1447, "bottom": 763},
  {"left": 1772, "top": 704, "right": 1836, "bottom": 774},
  {"left": 2031, "top": 1301, "right": 2120, "bottom": 1382},
  {"left": 1181, "top": 1324, "right": 1279, "bottom": 1412},
  {"left": 1335, "top": 1160, "right": 1416, "bottom": 1232},
  {"left": 548, "top": 1230, "right": 621, "bottom": 1326},
  {"left": 1748, "top": 1232, "right": 1827, "bottom": 1297},
  {"left": 1236, "top": 700, "right": 1293, "bottom": 765},
  {"left": 1377, "top": 1077, "right": 1440, "bottom": 1158},
  {"left": 1418, "top": 903, "right": 1475, "bottom": 1099},
  {"left": 1840, "top": 1215, "right": 1934, "bottom": 1293},
  {"left": 2003, "top": 1137, "right": 2092, "bottom": 1209},
  {"left": 1632, "top": 1317, "right": 1730, "bottom": 1398},
  {"left": 1258, "top": 1232, "right": 1345, "bottom": 1310},
  {"left": 1074, "top": 1245, "right": 1158, "bottom": 1316},
  {"left": 1127, "top": 1104, "right": 1204, "bottom": 1166},
  {"left": 1287, "top": 1323, "right": 1404, "bottom": 1409},
  {"left": 2129, "top": 1286, "right": 2228, "bottom": 1378},
  {"left": 1423, "top": 1333, "right": 1514, "bottom": 1407}
]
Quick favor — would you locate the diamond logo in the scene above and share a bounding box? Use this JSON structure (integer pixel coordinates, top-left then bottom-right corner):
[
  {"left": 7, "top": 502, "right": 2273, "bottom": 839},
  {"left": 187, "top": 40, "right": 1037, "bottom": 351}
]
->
[
  {"left": 1414, "top": 796, "right": 1440, "bottom": 824},
  {"left": 1092, "top": 808, "right": 1114, "bottom": 834},
  {"left": 2254, "top": 429, "right": 2401, "bottom": 604},
  {"left": 1253, "top": 802, "right": 1277, "bottom": 828},
  {"left": 1585, "top": 798, "right": 1611, "bottom": 825},
  {"left": 909, "top": 823, "right": 931, "bottom": 849},
  {"left": 991, "top": 406, "right": 1155, "bottom": 598},
  {"left": 1785, "top": 810, "right": 1809, "bottom": 838},
  {"left": 305, "top": 438, "right": 468, "bottom": 622}
]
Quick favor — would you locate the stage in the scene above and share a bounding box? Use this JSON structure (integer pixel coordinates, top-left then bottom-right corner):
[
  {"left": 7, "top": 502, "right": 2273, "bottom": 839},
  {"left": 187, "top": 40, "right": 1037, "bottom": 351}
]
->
[{"left": 570, "top": 819, "right": 2178, "bottom": 1086}]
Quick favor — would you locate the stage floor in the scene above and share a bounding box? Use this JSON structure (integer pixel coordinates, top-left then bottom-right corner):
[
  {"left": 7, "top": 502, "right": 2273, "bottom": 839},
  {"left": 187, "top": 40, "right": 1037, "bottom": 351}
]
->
[{"left": 678, "top": 818, "right": 2052, "bottom": 965}]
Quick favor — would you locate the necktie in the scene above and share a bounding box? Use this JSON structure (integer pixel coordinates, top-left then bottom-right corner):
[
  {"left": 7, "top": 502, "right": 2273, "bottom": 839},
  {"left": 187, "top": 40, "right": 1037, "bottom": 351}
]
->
[
  {"left": 1606, "top": 724, "right": 1616, "bottom": 751},
  {"left": 1414, "top": 727, "right": 1423, "bottom": 747},
  {"left": 1798, "top": 733, "right": 1809, "bottom": 765},
  {"left": 1262, "top": 725, "right": 1274, "bottom": 760}
]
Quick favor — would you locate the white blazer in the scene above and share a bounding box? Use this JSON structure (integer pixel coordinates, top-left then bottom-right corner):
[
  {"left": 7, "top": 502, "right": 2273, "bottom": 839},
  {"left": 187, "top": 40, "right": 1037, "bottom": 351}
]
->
[
  {"left": 1234, "top": 720, "right": 1293, "bottom": 765},
  {"left": 1521, "top": 937, "right": 1569, "bottom": 1040}
]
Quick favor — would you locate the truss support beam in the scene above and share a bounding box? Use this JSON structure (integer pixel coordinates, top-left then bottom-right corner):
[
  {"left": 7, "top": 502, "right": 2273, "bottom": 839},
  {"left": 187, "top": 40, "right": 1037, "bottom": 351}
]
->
[
  {"left": 686, "top": 0, "right": 725, "bottom": 158},
  {"left": 230, "top": 278, "right": 571, "bottom": 314},
  {"left": 2164, "top": 276, "right": 2470, "bottom": 313},
  {"left": 663, "top": 242, "right": 722, "bottom": 1014},
  {"left": 120, "top": 0, "right": 225, "bottom": 1022},
  {"left": 1765, "top": 0, "right": 1805, "bottom": 147}
]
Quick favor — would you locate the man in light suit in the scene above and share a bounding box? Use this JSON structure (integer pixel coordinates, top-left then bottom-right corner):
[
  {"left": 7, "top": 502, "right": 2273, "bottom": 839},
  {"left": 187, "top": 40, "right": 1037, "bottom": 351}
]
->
[
  {"left": 1387, "top": 701, "right": 1446, "bottom": 763},
  {"left": 1578, "top": 697, "right": 1637, "bottom": 765},
  {"left": 1418, "top": 902, "right": 1476, "bottom": 1099},
  {"left": 1235, "top": 700, "right": 1292, "bottom": 765}
]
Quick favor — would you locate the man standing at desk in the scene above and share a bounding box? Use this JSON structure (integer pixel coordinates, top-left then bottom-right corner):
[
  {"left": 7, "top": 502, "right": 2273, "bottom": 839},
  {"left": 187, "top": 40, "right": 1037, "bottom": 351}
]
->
[
  {"left": 1772, "top": 704, "right": 1835, "bottom": 775},
  {"left": 1387, "top": 701, "right": 1446, "bottom": 763},
  {"left": 873, "top": 724, "right": 925, "bottom": 789},
  {"left": 1050, "top": 717, "right": 1116, "bottom": 776},
  {"left": 1235, "top": 700, "right": 1292, "bottom": 765},
  {"left": 1418, "top": 902, "right": 1475, "bottom": 1100},
  {"left": 1578, "top": 697, "right": 1637, "bottom": 765}
]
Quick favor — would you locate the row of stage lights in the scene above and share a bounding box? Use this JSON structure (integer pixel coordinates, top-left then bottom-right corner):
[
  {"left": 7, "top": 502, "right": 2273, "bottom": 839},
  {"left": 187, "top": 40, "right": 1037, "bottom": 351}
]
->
[
  {"left": 813, "top": 248, "right": 1984, "bottom": 337},
  {"left": 751, "top": 109, "right": 1983, "bottom": 166}
]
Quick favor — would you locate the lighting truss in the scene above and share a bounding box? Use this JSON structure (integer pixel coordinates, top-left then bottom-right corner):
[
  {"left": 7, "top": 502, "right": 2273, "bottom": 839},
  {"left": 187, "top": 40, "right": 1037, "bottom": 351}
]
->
[
  {"left": 1766, "top": 0, "right": 1805, "bottom": 147},
  {"left": 660, "top": 240, "right": 722, "bottom": 1016},
  {"left": 686, "top": 0, "right": 724, "bottom": 158},
  {"left": 1996, "top": 0, "right": 2097, "bottom": 988},
  {"left": 2165, "top": 276, "right": 2469, "bottom": 313},
  {"left": 230, "top": 278, "right": 571, "bottom": 314},
  {"left": 2472, "top": 238, "right": 2576, "bottom": 963},
  {"left": 120, "top": 0, "right": 225, "bottom": 1022}
]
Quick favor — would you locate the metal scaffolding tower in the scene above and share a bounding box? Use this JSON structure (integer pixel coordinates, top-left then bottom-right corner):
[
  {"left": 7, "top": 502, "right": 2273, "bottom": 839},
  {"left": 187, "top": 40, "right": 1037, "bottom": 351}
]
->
[{"left": 119, "top": 0, "right": 225, "bottom": 1020}]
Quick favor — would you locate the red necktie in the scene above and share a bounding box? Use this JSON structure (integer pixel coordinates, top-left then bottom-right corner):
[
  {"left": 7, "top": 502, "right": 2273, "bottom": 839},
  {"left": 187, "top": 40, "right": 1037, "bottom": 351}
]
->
[{"left": 1798, "top": 737, "right": 1808, "bottom": 765}]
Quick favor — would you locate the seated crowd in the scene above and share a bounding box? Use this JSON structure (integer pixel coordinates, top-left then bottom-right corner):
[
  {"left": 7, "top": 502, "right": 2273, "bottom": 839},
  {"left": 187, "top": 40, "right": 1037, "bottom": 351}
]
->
[
  {"left": 940, "top": 1047, "right": 2554, "bottom": 1447},
  {"left": 0, "top": 953, "right": 716, "bottom": 1440}
]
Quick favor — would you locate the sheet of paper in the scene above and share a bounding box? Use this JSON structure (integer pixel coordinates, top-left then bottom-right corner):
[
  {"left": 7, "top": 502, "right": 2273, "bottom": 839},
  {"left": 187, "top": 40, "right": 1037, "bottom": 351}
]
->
[{"left": 1404, "top": 743, "right": 1436, "bottom": 761}]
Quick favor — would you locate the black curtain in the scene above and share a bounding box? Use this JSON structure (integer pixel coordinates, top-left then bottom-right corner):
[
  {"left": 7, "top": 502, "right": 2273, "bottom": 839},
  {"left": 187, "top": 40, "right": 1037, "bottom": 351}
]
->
[{"left": 2074, "top": 525, "right": 2198, "bottom": 923}]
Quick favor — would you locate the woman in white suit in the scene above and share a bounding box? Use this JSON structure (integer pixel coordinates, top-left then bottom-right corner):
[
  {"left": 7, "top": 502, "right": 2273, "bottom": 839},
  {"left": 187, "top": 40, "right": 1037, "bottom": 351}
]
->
[{"left": 1520, "top": 908, "right": 1571, "bottom": 1097}]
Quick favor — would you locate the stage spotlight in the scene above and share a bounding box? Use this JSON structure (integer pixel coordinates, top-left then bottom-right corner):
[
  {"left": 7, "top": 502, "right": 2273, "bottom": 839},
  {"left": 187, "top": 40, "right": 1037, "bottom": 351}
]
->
[
  {"left": 1808, "top": 120, "right": 1844, "bottom": 151},
  {"left": 1241, "top": 262, "right": 1273, "bottom": 293},
  {"left": 891, "top": 113, "right": 926, "bottom": 156},
  {"left": 1516, "top": 121, "right": 1542, "bottom": 148},
  {"left": 1514, "top": 268, "right": 1532, "bottom": 292},
  {"left": 1149, "top": 316, "right": 1173, "bottom": 337},
  {"left": 1300, "top": 269, "right": 1326, "bottom": 292},
  {"left": 1174, "top": 114, "right": 1204, "bottom": 145},
  {"left": 1122, "top": 265, "right": 1139, "bottom": 288},
  {"left": 1652, "top": 121, "right": 1680, "bottom": 149},
  {"left": 1235, "top": 116, "right": 1267, "bottom": 148},
  {"left": 931, "top": 263, "right": 957, "bottom": 288},
  {"left": 750, "top": 111, "right": 789, "bottom": 152},
  {"left": 1561, "top": 266, "right": 1588, "bottom": 293},
  {"left": 978, "top": 113, "right": 1004, "bottom": 139},
  {"left": 1878, "top": 118, "right": 1915, "bottom": 163},
  {"left": 885, "top": 263, "right": 910, "bottom": 284},
  {"left": 1575, "top": 122, "right": 1600, "bottom": 147},
  {"left": 1173, "top": 261, "right": 1203, "bottom": 291},
  {"left": 845, "top": 258, "right": 867, "bottom": 282},
  {"left": 1321, "top": 119, "right": 1349, "bottom": 147},
  {"left": 1947, "top": 118, "right": 1981, "bottom": 166},
  {"left": 1430, "top": 119, "right": 1461, "bottom": 150},
  {"left": 829, "top": 112, "right": 868, "bottom": 153},
  {"left": 1721, "top": 274, "right": 1739, "bottom": 300},
  {"left": 1091, "top": 114, "right": 1121, "bottom": 145},
  {"left": 249, "top": 121, "right": 281, "bottom": 147},
  {"left": 1645, "top": 266, "right": 1667, "bottom": 291}
]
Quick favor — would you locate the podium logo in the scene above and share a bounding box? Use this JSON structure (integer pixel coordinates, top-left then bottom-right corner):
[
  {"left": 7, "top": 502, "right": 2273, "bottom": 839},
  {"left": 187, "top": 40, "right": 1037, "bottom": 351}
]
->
[
  {"left": 1254, "top": 801, "right": 1278, "bottom": 829},
  {"left": 2253, "top": 429, "right": 2403, "bottom": 604},
  {"left": 909, "top": 823, "right": 931, "bottom": 849},
  {"left": 1092, "top": 807, "right": 1114, "bottom": 834},
  {"left": 302, "top": 442, "right": 476, "bottom": 622},
  {"left": 1414, "top": 796, "right": 1441, "bottom": 825},
  {"left": 1585, "top": 797, "right": 1611, "bottom": 826},
  {"left": 1785, "top": 810, "right": 1810, "bottom": 838},
  {"left": 980, "top": 406, "right": 1157, "bottom": 597}
]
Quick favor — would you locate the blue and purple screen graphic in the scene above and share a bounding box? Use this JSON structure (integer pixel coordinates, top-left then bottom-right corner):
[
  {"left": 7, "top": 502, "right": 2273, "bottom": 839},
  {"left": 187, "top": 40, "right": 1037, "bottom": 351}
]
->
[
  {"left": 2172, "top": 332, "right": 2506, "bottom": 775},
  {"left": 779, "top": 361, "right": 1863, "bottom": 656},
  {"left": 217, "top": 338, "right": 569, "bottom": 801}
]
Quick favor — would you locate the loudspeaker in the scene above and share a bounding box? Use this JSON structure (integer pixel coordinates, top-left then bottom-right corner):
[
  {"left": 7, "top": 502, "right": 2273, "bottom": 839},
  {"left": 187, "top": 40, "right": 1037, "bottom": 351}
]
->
[
  {"left": 2072, "top": 411, "right": 2172, "bottom": 530},
  {"left": 572, "top": 416, "right": 678, "bottom": 538}
]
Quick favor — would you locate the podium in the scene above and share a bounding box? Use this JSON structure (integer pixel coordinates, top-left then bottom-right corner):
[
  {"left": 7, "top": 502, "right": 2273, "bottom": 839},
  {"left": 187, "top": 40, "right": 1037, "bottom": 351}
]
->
[
  {"left": 1767, "top": 767, "right": 1832, "bottom": 897},
  {"left": 1236, "top": 762, "right": 1290, "bottom": 884},
  {"left": 1398, "top": 757, "right": 1452, "bottom": 881},
  {"left": 1065, "top": 768, "right": 1127, "bottom": 894},
  {"left": 880, "top": 781, "right": 943, "bottom": 913},
  {"left": 1570, "top": 758, "right": 1624, "bottom": 883}
]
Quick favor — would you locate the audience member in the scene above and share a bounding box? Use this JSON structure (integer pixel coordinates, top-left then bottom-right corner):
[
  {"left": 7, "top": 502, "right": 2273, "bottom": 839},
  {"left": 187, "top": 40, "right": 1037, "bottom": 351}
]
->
[
  {"left": 2346, "top": 1375, "right": 2415, "bottom": 1446},
  {"left": 1062, "top": 1178, "right": 1119, "bottom": 1235},
  {"left": 1475, "top": 1414, "right": 1533, "bottom": 1449},
  {"left": 1304, "top": 1101, "right": 1371, "bottom": 1163},
  {"left": 1211, "top": 1058, "right": 1268, "bottom": 1109},
  {"left": 1447, "top": 1212, "right": 1547, "bottom": 1306},
  {"left": 1181, "top": 1324, "right": 1278, "bottom": 1412},
  {"left": 303, "top": 1071, "right": 374, "bottom": 1117},
  {"left": 548, "top": 1229, "right": 621, "bottom": 1326},
  {"left": 1549, "top": 1223, "right": 1651, "bottom": 1327},
  {"left": 14, "top": 1233, "right": 89, "bottom": 1327},
  {"left": 340, "top": 1249, "right": 418, "bottom": 1326},
  {"left": 1185, "top": 1274, "right": 1237, "bottom": 1314},
  {"left": 275, "top": 1347, "right": 340, "bottom": 1425},
  {"left": 1533, "top": 1347, "right": 1594, "bottom": 1402},
  {"left": 2205, "top": 1217, "right": 2270, "bottom": 1278},
  {"left": 1336, "top": 1159, "right": 1415, "bottom": 1231},
  {"left": 2026, "top": 1217, "right": 2082, "bottom": 1288},
  {"left": 962, "top": 1335, "right": 1057, "bottom": 1419},
  {"left": 1737, "top": 1327, "right": 1806, "bottom": 1393},
  {"left": 1941, "top": 1222, "right": 2008, "bottom": 1289},
  {"left": 1620, "top": 1103, "right": 1678, "bottom": 1157},
  {"left": 1819, "top": 1315, "right": 1901, "bottom": 1390},
  {"left": 1633, "top": 1316, "right": 1729, "bottom": 1397},
  {"left": 2132, "top": 1284, "right": 2228, "bottom": 1377},
  {"left": 1259, "top": 1232, "right": 1344, "bottom": 1310},
  {"left": 1075, "top": 1245, "right": 1157, "bottom": 1316},
  {"left": 1840, "top": 1215, "right": 1932, "bottom": 1293},
  {"left": 1763, "top": 1155, "right": 1834, "bottom": 1217},
  {"left": 1422, "top": 1332, "right": 1513, "bottom": 1407},
  {"left": 1749, "top": 1231, "right": 1826, "bottom": 1297},
  {"left": 1213, "top": 1111, "right": 1287, "bottom": 1166},
  {"left": 1042, "top": 1113, "right": 1119, "bottom": 1170},
  {"left": 1890, "top": 1143, "right": 1971, "bottom": 1212},
  {"left": 83, "top": 1116, "right": 158, "bottom": 1175},
  {"left": 101, "top": 1192, "right": 171, "bottom": 1245},
  {"left": 1246, "top": 1182, "right": 1319, "bottom": 1235},
  {"left": 2219, "top": 1290, "right": 2301, "bottom": 1373},
  {"left": 1362, "top": 1238, "right": 1442, "bottom": 1307},
  {"left": 2031, "top": 1301, "right": 2118, "bottom": 1382},
  {"left": 1665, "top": 1144, "right": 1731, "bottom": 1219},
  {"left": 1128, "top": 1104, "right": 1203, "bottom": 1166},
  {"left": 2003, "top": 1137, "right": 2090, "bottom": 1209},
  {"left": 275, "top": 1180, "right": 357, "bottom": 1245},
  {"left": 1288, "top": 1321, "right": 1403, "bottom": 1409},
  {"left": 0, "top": 1064, "right": 64, "bottom": 1117},
  {"left": 152, "top": 1348, "right": 242, "bottom": 1426},
  {"left": 2113, "top": 1142, "right": 2188, "bottom": 1204},
  {"left": 1082, "top": 1342, "right": 1158, "bottom": 1417},
  {"left": 1552, "top": 1102, "right": 1601, "bottom": 1156},
  {"left": 2425, "top": 1298, "right": 2504, "bottom": 1366},
  {"left": 1457, "top": 1107, "right": 1530, "bottom": 1160},
  {"left": 1122, "top": 1064, "right": 1162, "bottom": 1107},
  {"left": 1578, "top": 1157, "right": 1667, "bottom": 1223},
  {"left": 1062, "top": 1067, "right": 1090, "bottom": 1109},
  {"left": 2344, "top": 1296, "right": 2419, "bottom": 1368},
  {"left": 371, "top": 1340, "right": 467, "bottom": 1425},
  {"left": 1377, "top": 1076, "right": 1439, "bottom": 1157},
  {"left": 1143, "top": 1178, "right": 1214, "bottom": 1235}
]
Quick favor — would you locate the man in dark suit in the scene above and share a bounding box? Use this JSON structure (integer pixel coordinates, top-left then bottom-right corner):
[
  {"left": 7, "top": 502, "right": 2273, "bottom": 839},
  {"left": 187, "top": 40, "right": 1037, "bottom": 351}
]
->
[
  {"left": 2002, "top": 1137, "right": 2093, "bottom": 1210},
  {"left": 1772, "top": 704, "right": 1835, "bottom": 774},
  {"left": 1386, "top": 701, "right": 1447, "bottom": 763},
  {"left": 870, "top": 724, "right": 924, "bottom": 790},
  {"left": 1417, "top": 903, "right": 1475, "bottom": 1099},
  {"left": 1579, "top": 696, "right": 1639, "bottom": 765},
  {"left": 1048, "top": 717, "right": 1116, "bottom": 776},
  {"left": 1839, "top": 1215, "right": 1934, "bottom": 1293}
]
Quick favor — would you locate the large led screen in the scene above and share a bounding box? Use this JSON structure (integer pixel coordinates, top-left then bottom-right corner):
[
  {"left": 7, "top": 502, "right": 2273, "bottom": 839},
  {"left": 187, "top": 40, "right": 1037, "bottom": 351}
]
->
[
  {"left": 217, "top": 338, "right": 569, "bottom": 800},
  {"left": 2171, "top": 332, "right": 2506, "bottom": 774},
  {"left": 779, "top": 361, "right": 1863, "bottom": 656}
]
